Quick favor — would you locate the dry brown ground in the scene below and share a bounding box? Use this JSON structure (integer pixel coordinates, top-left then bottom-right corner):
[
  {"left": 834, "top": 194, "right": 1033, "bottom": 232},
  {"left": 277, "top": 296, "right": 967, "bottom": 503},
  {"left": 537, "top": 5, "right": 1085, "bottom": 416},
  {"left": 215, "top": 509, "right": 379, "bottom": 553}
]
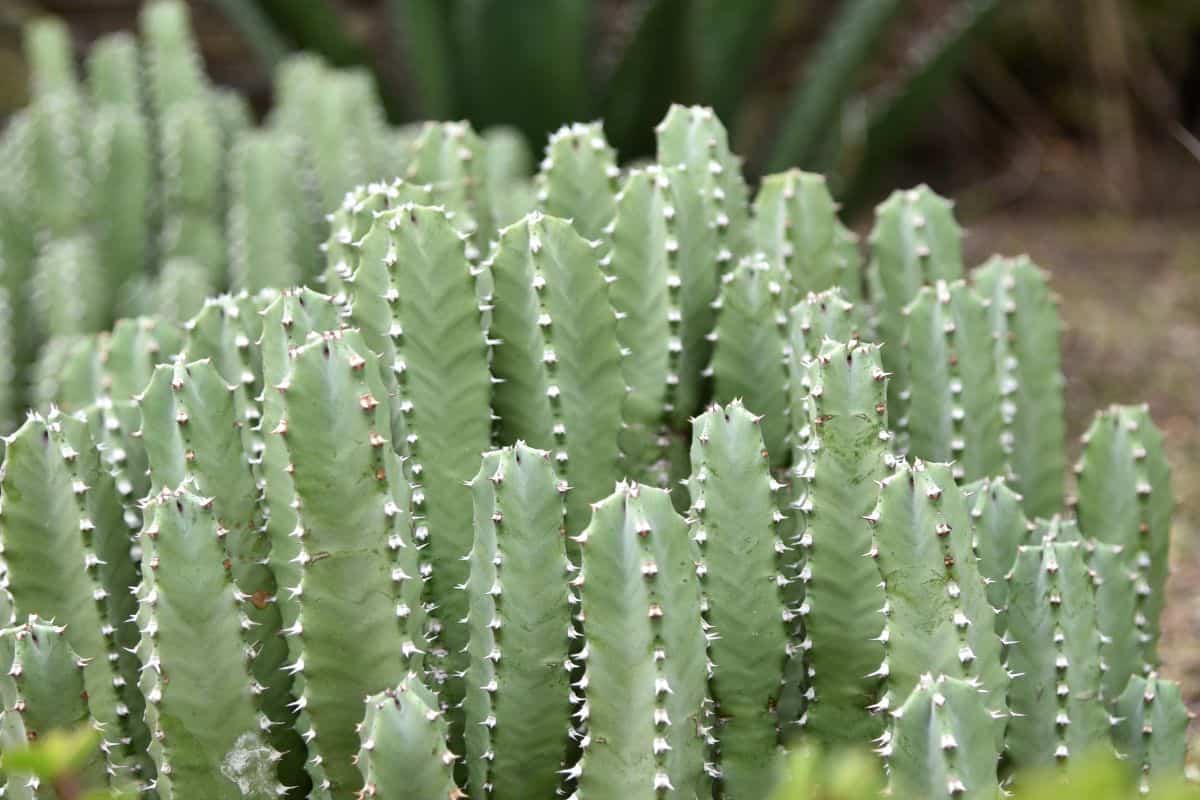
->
[{"left": 964, "top": 212, "right": 1200, "bottom": 731}]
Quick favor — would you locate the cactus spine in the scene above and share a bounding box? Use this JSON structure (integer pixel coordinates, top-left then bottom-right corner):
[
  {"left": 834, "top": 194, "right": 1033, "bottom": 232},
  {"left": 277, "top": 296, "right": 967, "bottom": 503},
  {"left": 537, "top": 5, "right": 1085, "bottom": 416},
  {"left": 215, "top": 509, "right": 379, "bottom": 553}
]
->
[{"left": 537, "top": 122, "right": 619, "bottom": 242}]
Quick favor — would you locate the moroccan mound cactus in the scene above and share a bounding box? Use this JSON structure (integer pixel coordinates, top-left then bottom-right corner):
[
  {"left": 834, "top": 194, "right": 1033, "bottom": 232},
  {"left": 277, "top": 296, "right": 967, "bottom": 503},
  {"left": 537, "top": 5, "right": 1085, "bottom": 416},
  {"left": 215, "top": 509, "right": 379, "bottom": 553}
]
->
[{"left": 0, "top": 4, "right": 1188, "bottom": 799}]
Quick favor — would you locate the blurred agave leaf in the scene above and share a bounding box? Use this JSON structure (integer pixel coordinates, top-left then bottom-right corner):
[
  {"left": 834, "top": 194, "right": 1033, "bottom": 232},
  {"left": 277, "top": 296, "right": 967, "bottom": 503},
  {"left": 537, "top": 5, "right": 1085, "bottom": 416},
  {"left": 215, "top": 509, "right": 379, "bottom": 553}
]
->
[
  {"left": 452, "top": 0, "right": 590, "bottom": 147},
  {"left": 386, "top": 0, "right": 457, "bottom": 119},
  {"left": 208, "top": 0, "right": 288, "bottom": 70},
  {"left": 690, "top": 0, "right": 780, "bottom": 122},
  {"left": 763, "top": 0, "right": 901, "bottom": 175},
  {"left": 840, "top": 0, "right": 1000, "bottom": 211},
  {"left": 601, "top": 0, "right": 694, "bottom": 157},
  {"left": 252, "top": 0, "right": 364, "bottom": 67}
]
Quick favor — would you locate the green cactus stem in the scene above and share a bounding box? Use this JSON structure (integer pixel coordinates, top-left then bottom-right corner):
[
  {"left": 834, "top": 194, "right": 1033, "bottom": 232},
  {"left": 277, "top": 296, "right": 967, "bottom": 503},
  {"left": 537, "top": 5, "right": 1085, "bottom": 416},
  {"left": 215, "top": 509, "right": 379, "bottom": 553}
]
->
[
  {"left": 870, "top": 460, "right": 1009, "bottom": 743},
  {"left": 973, "top": 255, "right": 1066, "bottom": 519},
  {"left": 1075, "top": 405, "right": 1173, "bottom": 670},
  {"left": 1111, "top": 674, "right": 1189, "bottom": 793},
  {"left": 688, "top": 402, "right": 789, "bottom": 797},
  {"left": 486, "top": 212, "right": 624, "bottom": 534},
  {"left": 902, "top": 279, "right": 1005, "bottom": 482},
  {"left": 135, "top": 487, "right": 280, "bottom": 799},
  {"left": 867, "top": 185, "right": 963, "bottom": 437},
  {"left": 884, "top": 674, "right": 1001, "bottom": 800},
  {"left": 789, "top": 340, "right": 890, "bottom": 745},
  {"left": 752, "top": 170, "right": 861, "bottom": 302},
  {"left": 710, "top": 256, "right": 791, "bottom": 466},
  {"left": 1002, "top": 541, "right": 1109, "bottom": 767},
  {"left": 964, "top": 477, "right": 1031, "bottom": 635},
  {"left": 572, "top": 482, "right": 712, "bottom": 799},
  {"left": 537, "top": 122, "right": 619, "bottom": 242},
  {"left": 356, "top": 677, "right": 463, "bottom": 800},
  {"left": 463, "top": 444, "right": 572, "bottom": 799},
  {"left": 278, "top": 329, "right": 425, "bottom": 797}
]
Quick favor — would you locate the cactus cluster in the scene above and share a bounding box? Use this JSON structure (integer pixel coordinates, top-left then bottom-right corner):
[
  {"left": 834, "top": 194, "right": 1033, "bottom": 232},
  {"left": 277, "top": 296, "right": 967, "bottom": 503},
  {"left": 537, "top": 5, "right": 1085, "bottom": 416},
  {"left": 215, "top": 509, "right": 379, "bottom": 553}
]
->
[{"left": 0, "top": 7, "right": 1190, "bottom": 799}]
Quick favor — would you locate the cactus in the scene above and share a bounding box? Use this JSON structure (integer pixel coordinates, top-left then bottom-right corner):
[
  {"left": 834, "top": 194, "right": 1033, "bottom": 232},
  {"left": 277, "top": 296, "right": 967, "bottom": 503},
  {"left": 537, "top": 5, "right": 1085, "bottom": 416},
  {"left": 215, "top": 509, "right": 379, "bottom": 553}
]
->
[
  {"left": 964, "top": 477, "right": 1031, "bottom": 634},
  {"left": 752, "top": 170, "right": 861, "bottom": 301},
  {"left": 573, "top": 482, "right": 712, "bottom": 799},
  {"left": 1003, "top": 541, "right": 1109, "bottom": 767},
  {"left": 464, "top": 444, "right": 572, "bottom": 798},
  {"left": 710, "top": 256, "right": 791, "bottom": 465},
  {"left": 884, "top": 674, "right": 1001, "bottom": 800},
  {"left": 0, "top": 88, "right": 1189, "bottom": 796},
  {"left": 1111, "top": 674, "right": 1189, "bottom": 794},
  {"left": 0, "top": 618, "right": 109, "bottom": 789},
  {"left": 973, "top": 255, "right": 1066, "bottom": 518},
  {"left": 902, "top": 279, "right": 1005, "bottom": 482},
  {"left": 278, "top": 329, "right": 426, "bottom": 797},
  {"left": 870, "top": 461, "right": 1009, "bottom": 740},
  {"left": 604, "top": 166, "right": 677, "bottom": 485},
  {"left": 537, "top": 122, "right": 620, "bottom": 241},
  {"left": 789, "top": 341, "right": 890, "bottom": 744},
  {"left": 867, "top": 186, "right": 963, "bottom": 436},
  {"left": 356, "top": 678, "right": 462, "bottom": 799},
  {"left": 486, "top": 212, "right": 625, "bottom": 532},
  {"left": 687, "top": 403, "right": 789, "bottom": 797},
  {"left": 1076, "top": 405, "right": 1173, "bottom": 672},
  {"left": 135, "top": 486, "right": 280, "bottom": 799},
  {"left": 0, "top": 410, "right": 146, "bottom": 779}
]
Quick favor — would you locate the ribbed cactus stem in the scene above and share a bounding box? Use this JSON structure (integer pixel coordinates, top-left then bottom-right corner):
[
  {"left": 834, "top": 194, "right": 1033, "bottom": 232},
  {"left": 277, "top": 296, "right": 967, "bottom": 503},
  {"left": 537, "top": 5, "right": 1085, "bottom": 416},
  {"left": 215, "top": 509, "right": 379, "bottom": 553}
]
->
[
  {"left": 752, "top": 170, "right": 861, "bottom": 302},
  {"left": 688, "top": 402, "right": 789, "bottom": 796},
  {"left": 0, "top": 617, "right": 109, "bottom": 787},
  {"left": 537, "top": 122, "right": 619, "bottom": 242},
  {"left": 347, "top": 203, "right": 492, "bottom": 743},
  {"left": 788, "top": 340, "right": 890, "bottom": 744},
  {"left": 710, "top": 256, "right": 791, "bottom": 465},
  {"left": 1075, "top": 404, "right": 1172, "bottom": 670},
  {"left": 464, "top": 443, "right": 572, "bottom": 798},
  {"left": 654, "top": 106, "right": 747, "bottom": 425},
  {"left": 605, "top": 166, "right": 677, "bottom": 486},
  {"left": 973, "top": 255, "right": 1066, "bottom": 518},
  {"left": 1002, "top": 541, "right": 1109, "bottom": 767},
  {"left": 1111, "top": 674, "right": 1189, "bottom": 793},
  {"left": 279, "top": 329, "right": 426, "bottom": 797},
  {"left": 356, "top": 677, "right": 463, "bottom": 799},
  {"left": 135, "top": 487, "right": 280, "bottom": 799},
  {"left": 870, "top": 461, "right": 1009, "bottom": 743},
  {"left": 572, "top": 482, "right": 712, "bottom": 799},
  {"left": 867, "top": 185, "right": 964, "bottom": 436},
  {"left": 963, "top": 477, "right": 1031, "bottom": 635},
  {"left": 137, "top": 357, "right": 299, "bottom": 783},
  {"left": 1086, "top": 540, "right": 1141, "bottom": 700},
  {"left": 404, "top": 121, "right": 493, "bottom": 246},
  {"left": 902, "top": 279, "right": 1005, "bottom": 481},
  {"left": 486, "top": 212, "right": 624, "bottom": 534},
  {"left": 0, "top": 410, "right": 140, "bottom": 777},
  {"left": 884, "top": 674, "right": 1001, "bottom": 800}
]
